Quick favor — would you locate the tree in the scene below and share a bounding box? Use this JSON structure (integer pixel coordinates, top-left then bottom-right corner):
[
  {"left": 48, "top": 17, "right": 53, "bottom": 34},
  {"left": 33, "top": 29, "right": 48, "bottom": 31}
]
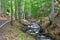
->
[
  {"left": 14, "top": 0, "right": 18, "bottom": 20},
  {"left": 50, "top": 0, "right": 54, "bottom": 22},
  {"left": 21, "top": 0, "right": 25, "bottom": 19},
  {"left": 10, "top": 0, "right": 13, "bottom": 25},
  {"left": 0, "top": 0, "right": 1, "bottom": 11},
  {"left": 17, "top": 0, "right": 21, "bottom": 20},
  {"left": 27, "top": 7, "right": 32, "bottom": 19},
  {"left": 0, "top": 0, "right": 4, "bottom": 12}
]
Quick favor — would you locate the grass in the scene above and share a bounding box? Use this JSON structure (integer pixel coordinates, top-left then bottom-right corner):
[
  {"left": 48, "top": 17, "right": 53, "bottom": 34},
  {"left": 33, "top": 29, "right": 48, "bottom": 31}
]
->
[
  {"left": 17, "top": 31, "right": 35, "bottom": 40},
  {"left": 2, "top": 25, "right": 35, "bottom": 40}
]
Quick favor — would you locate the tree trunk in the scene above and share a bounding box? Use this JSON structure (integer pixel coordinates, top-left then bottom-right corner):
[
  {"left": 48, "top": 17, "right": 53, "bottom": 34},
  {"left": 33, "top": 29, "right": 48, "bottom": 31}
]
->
[
  {"left": 17, "top": 0, "right": 21, "bottom": 20},
  {"left": 14, "top": 0, "right": 18, "bottom": 20},
  {"left": 27, "top": 0, "right": 32, "bottom": 19},
  {"left": 21, "top": 0, "right": 25, "bottom": 19},
  {"left": 10, "top": 0, "right": 13, "bottom": 25}
]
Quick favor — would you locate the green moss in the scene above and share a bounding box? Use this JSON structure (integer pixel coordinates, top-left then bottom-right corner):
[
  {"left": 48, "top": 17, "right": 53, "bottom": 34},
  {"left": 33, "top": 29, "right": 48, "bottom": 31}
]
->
[{"left": 17, "top": 31, "right": 35, "bottom": 40}]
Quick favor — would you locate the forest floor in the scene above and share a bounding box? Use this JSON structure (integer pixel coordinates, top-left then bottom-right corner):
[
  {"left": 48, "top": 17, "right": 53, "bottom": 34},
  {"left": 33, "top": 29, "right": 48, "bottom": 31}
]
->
[
  {"left": 0, "top": 24, "right": 35, "bottom": 40},
  {"left": 0, "top": 11, "right": 60, "bottom": 40},
  {"left": 0, "top": 13, "right": 35, "bottom": 40}
]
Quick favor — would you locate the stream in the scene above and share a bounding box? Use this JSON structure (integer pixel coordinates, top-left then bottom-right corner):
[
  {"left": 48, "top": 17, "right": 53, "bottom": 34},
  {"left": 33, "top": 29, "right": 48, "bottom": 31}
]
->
[
  {"left": 36, "top": 35, "right": 51, "bottom": 40},
  {"left": 26, "top": 21, "right": 52, "bottom": 40}
]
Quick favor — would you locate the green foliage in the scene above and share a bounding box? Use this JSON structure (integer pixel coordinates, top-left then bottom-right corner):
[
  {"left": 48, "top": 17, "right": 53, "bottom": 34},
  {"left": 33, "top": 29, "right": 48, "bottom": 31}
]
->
[{"left": 0, "top": 0, "right": 60, "bottom": 18}]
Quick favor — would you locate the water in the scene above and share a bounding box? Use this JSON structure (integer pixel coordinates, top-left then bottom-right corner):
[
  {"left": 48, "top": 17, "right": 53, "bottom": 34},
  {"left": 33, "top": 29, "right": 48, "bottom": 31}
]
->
[
  {"left": 26, "top": 22, "right": 51, "bottom": 40},
  {"left": 37, "top": 35, "right": 51, "bottom": 40},
  {"left": 26, "top": 21, "right": 42, "bottom": 35}
]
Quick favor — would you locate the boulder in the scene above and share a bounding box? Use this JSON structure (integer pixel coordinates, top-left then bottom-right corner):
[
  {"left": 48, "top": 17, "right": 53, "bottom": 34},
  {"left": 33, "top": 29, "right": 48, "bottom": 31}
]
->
[{"left": 20, "top": 19, "right": 29, "bottom": 25}]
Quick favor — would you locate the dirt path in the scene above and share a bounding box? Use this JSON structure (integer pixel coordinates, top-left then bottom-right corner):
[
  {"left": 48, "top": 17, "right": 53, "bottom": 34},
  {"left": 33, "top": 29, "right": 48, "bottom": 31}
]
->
[
  {"left": 0, "top": 22, "right": 10, "bottom": 40},
  {"left": 0, "top": 22, "right": 20, "bottom": 40}
]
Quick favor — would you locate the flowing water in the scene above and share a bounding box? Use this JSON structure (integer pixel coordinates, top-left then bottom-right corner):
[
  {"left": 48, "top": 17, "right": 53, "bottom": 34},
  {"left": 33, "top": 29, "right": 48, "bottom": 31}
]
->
[
  {"left": 26, "top": 21, "right": 51, "bottom": 40},
  {"left": 37, "top": 35, "right": 51, "bottom": 40}
]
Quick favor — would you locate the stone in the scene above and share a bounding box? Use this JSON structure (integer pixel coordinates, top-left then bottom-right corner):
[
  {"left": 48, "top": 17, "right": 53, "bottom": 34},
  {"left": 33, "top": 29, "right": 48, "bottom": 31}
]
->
[{"left": 20, "top": 19, "right": 29, "bottom": 25}]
